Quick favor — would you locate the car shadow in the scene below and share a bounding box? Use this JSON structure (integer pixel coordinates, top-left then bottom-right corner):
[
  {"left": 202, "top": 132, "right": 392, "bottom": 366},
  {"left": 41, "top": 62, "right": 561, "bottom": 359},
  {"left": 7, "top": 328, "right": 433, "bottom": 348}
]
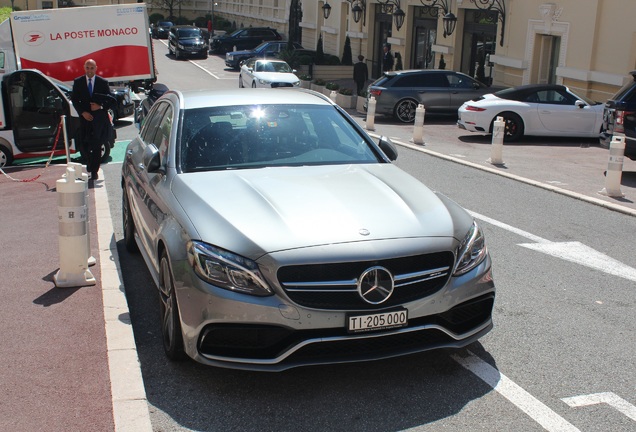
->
[{"left": 458, "top": 133, "right": 601, "bottom": 148}]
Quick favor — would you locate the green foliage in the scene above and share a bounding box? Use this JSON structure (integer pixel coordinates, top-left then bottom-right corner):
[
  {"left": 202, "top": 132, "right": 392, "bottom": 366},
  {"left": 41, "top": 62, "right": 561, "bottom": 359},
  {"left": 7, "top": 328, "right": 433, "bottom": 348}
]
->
[
  {"left": 194, "top": 16, "right": 208, "bottom": 27},
  {"left": 326, "top": 82, "right": 340, "bottom": 91},
  {"left": 149, "top": 13, "right": 165, "bottom": 24},
  {"left": 298, "top": 74, "right": 312, "bottom": 81},
  {"left": 341, "top": 36, "right": 353, "bottom": 66},
  {"left": 315, "top": 35, "right": 325, "bottom": 65},
  {"left": 298, "top": 55, "right": 314, "bottom": 66},
  {"left": 313, "top": 78, "right": 326, "bottom": 86},
  {"left": 0, "top": 7, "right": 12, "bottom": 23},
  {"left": 278, "top": 49, "right": 301, "bottom": 69},
  {"left": 326, "top": 55, "right": 341, "bottom": 65},
  {"left": 338, "top": 87, "right": 353, "bottom": 96}
]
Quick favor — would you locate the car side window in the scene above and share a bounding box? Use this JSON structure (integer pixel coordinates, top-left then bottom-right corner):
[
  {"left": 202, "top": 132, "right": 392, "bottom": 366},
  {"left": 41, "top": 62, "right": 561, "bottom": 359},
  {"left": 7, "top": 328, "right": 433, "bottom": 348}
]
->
[
  {"left": 535, "top": 90, "right": 576, "bottom": 105},
  {"left": 448, "top": 74, "right": 477, "bottom": 89},
  {"left": 153, "top": 105, "right": 174, "bottom": 165},
  {"left": 141, "top": 102, "right": 167, "bottom": 144}
]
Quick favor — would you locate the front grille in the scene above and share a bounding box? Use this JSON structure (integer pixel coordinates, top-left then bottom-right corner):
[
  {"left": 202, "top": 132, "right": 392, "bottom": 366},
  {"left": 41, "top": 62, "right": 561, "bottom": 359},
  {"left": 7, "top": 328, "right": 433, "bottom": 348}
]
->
[
  {"left": 197, "top": 294, "right": 494, "bottom": 363},
  {"left": 278, "top": 252, "right": 455, "bottom": 310},
  {"left": 272, "top": 82, "right": 294, "bottom": 88}
]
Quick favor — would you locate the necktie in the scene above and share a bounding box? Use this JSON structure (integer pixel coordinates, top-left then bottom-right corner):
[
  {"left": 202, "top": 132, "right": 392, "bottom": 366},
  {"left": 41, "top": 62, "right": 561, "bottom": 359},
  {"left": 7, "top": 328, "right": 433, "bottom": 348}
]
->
[{"left": 88, "top": 78, "right": 93, "bottom": 96}]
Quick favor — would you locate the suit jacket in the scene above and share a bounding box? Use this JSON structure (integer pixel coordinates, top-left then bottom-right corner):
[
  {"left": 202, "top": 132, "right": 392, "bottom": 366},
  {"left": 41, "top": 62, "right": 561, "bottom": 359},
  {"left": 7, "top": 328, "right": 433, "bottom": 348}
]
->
[
  {"left": 353, "top": 61, "right": 368, "bottom": 83},
  {"left": 71, "top": 74, "right": 112, "bottom": 115}
]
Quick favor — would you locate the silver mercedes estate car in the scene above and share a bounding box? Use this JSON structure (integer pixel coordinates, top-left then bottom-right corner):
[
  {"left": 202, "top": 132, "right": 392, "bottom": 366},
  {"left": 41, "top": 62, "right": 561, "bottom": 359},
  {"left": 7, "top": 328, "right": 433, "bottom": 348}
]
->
[{"left": 122, "top": 88, "right": 495, "bottom": 371}]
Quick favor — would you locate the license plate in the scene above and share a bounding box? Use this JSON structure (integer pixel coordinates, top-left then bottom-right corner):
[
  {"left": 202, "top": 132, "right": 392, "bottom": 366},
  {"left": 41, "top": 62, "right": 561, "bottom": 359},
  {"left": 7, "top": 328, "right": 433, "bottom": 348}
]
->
[{"left": 347, "top": 309, "right": 408, "bottom": 334}]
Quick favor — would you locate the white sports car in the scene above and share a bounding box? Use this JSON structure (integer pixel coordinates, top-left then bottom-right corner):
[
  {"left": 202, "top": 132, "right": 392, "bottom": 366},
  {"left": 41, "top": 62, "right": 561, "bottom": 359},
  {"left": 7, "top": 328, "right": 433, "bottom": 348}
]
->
[
  {"left": 457, "top": 84, "right": 605, "bottom": 141},
  {"left": 239, "top": 58, "right": 300, "bottom": 89}
]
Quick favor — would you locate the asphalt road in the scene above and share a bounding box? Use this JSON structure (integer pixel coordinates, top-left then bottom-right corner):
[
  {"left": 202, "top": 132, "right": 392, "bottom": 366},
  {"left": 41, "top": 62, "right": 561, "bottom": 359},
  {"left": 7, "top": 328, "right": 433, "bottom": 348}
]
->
[{"left": 101, "top": 40, "right": 636, "bottom": 431}]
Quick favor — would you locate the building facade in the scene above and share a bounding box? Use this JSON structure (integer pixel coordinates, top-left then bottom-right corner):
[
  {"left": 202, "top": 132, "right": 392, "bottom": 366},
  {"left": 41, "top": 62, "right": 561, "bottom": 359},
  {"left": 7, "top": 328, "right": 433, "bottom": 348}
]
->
[{"left": 2, "top": 0, "right": 634, "bottom": 101}]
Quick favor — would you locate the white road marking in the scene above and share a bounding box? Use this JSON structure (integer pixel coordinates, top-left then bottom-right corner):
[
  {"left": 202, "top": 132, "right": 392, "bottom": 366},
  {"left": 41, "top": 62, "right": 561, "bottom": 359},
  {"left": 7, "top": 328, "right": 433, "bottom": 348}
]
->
[
  {"left": 562, "top": 392, "right": 636, "bottom": 422},
  {"left": 452, "top": 352, "right": 581, "bottom": 432},
  {"left": 469, "top": 210, "right": 636, "bottom": 283}
]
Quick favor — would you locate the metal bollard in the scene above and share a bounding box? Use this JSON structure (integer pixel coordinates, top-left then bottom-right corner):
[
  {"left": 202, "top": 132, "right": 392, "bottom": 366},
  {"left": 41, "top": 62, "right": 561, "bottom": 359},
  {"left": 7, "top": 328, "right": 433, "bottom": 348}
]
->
[
  {"left": 599, "top": 135, "right": 625, "bottom": 197},
  {"left": 412, "top": 104, "right": 426, "bottom": 144},
  {"left": 489, "top": 116, "right": 505, "bottom": 165},
  {"left": 330, "top": 90, "right": 337, "bottom": 103},
  {"left": 366, "top": 96, "right": 376, "bottom": 131},
  {"left": 53, "top": 165, "right": 96, "bottom": 288}
]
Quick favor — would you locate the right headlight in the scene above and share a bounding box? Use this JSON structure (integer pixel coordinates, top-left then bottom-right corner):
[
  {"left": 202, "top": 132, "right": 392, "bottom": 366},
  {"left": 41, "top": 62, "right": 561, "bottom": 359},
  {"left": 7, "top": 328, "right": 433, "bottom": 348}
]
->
[
  {"left": 453, "top": 221, "right": 488, "bottom": 276},
  {"left": 187, "top": 241, "right": 273, "bottom": 296}
]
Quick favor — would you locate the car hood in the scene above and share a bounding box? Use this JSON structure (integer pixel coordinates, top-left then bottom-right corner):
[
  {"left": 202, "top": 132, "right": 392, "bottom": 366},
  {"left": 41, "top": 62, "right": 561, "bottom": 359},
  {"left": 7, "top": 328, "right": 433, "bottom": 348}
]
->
[
  {"left": 252, "top": 72, "right": 298, "bottom": 82},
  {"left": 230, "top": 49, "right": 255, "bottom": 56},
  {"left": 172, "top": 164, "right": 465, "bottom": 257}
]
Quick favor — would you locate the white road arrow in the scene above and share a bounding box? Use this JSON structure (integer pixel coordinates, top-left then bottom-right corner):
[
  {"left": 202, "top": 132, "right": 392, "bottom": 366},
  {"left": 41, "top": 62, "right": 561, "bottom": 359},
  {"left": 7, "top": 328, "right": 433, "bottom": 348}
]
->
[
  {"left": 562, "top": 392, "right": 636, "bottom": 422},
  {"left": 469, "top": 211, "right": 636, "bottom": 283}
]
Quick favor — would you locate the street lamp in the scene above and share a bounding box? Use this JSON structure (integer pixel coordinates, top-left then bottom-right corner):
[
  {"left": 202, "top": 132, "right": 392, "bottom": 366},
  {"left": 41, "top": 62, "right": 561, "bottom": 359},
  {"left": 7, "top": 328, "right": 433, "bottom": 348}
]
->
[
  {"left": 346, "top": 0, "right": 366, "bottom": 26},
  {"left": 376, "top": 0, "right": 405, "bottom": 31},
  {"left": 419, "top": 0, "right": 457, "bottom": 37}
]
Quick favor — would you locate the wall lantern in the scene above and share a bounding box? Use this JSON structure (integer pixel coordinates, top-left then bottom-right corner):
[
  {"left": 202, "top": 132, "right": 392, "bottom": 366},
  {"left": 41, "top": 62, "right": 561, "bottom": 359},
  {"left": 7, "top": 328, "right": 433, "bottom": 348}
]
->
[
  {"left": 377, "top": 0, "right": 405, "bottom": 31},
  {"left": 471, "top": 0, "right": 507, "bottom": 46},
  {"left": 419, "top": 0, "right": 457, "bottom": 37},
  {"left": 322, "top": 2, "right": 332, "bottom": 20},
  {"left": 347, "top": 0, "right": 366, "bottom": 26}
]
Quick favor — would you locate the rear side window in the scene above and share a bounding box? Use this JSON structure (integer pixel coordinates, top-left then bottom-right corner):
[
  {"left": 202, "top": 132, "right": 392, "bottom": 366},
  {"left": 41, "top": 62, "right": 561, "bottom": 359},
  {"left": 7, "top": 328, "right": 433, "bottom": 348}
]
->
[{"left": 393, "top": 73, "right": 447, "bottom": 88}]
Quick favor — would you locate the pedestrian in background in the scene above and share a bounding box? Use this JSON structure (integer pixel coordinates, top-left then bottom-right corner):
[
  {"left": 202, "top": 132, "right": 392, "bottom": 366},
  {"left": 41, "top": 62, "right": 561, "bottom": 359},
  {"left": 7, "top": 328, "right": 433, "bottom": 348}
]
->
[
  {"left": 353, "top": 55, "right": 368, "bottom": 96},
  {"left": 71, "top": 59, "right": 114, "bottom": 181},
  {"left": 382, "top": 44, "right": 394, "bottom": 73}
]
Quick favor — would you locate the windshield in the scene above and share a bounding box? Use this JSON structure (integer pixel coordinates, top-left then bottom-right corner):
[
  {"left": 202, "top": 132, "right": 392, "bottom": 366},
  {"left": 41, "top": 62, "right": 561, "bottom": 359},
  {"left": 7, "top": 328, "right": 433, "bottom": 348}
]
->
[
  {"left": 178, "top": 28, "right": 201, "bottom": 38},
  {"left": 158, "top": 22, "right": 173, "bottom": 27},
  {"left": 254, "top": 61, "right": 292, "bottom": 73},
  {"left": 180, "top": 104, "right": 381, "bottom": 172}
]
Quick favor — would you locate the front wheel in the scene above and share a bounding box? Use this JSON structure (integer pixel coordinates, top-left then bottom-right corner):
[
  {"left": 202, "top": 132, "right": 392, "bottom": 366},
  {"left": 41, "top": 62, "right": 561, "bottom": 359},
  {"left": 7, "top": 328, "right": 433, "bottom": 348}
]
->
[
  {"left": 0, "top": 143, "right": 13, "bottom": 167},
  {"left": 239, "top": 75, "right": 244, "bottom": 88},
  {"left": 394, "top": 99, "right": 418, "bottom": 123},
  {"left": 494, "top": 112, "right": 524, "bottom": 142},
  {"left": 252, "top": 81, "right": 257, "bottom": 88},
  {"left": 159, "top": 251, "right": 186, "bottom": 361}
]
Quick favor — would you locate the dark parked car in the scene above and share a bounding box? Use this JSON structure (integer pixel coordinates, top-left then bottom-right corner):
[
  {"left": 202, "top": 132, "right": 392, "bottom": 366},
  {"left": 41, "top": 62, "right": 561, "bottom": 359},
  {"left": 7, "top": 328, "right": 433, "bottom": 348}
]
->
[
  {"left": 168, "top": 25, "right": 208, "bottom": 60},
  {"left": 210, "top": 27, "right": 282, "bottom": 54},
  {"left": 134, "top": 83, "right": 169, "bottom": 125},
  {"left": 599, "top": 70, "right": 636, "bottom": 160},
  {"left": 365, "top": 69, "right": 502, "bottom": 123},
  {"left": 121, "top": 88, "right": 495, "bottom": 370},
  {"left": 225, "top": 41, "right": 303, "bottom": 69},
  {"left": 151, "top": 21, "right": 173, "bottom": 39}
]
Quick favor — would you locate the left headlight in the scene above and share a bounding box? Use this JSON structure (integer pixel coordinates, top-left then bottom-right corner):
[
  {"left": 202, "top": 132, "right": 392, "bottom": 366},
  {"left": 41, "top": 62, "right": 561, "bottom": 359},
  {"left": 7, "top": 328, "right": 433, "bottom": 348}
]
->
[
  {"left": 453, "top": 222, "right": 488, "bottom": 276},
  {"left": 187, "top": 241, "right": 273, "bottom": 296},
  {"left": 258, "top": 78, "right": 272, "bottom": 85}
]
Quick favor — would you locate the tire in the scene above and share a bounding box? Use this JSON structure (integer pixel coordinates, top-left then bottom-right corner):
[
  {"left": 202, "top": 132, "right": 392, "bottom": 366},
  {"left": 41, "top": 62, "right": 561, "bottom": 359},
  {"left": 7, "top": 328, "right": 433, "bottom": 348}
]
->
[
  {"left": 252, "top": 81, "right": 257, "bottom": 88},
  {"left": 394, "top": 99, "right": 418, "bottom": 123},
  {"left": 495, "top": 112, "right": 524, "bottom": 142},
  {"left": 159, "top": 250, "right": 186, "bottom": 361},
  {"left": 0, "top": 143, "right": 13, "bottom": 167},
  {"left": 239, "top": 75, "right": 244, "bottom": 88},
  {"left": 121, "top": 188, "right": 139, "bottom": 253},
  {"left": 100, "top": 142, "right": 111, "bottom": 163},
  {"left": 175, "top": 49, "right": 181, "bottom": 60}
]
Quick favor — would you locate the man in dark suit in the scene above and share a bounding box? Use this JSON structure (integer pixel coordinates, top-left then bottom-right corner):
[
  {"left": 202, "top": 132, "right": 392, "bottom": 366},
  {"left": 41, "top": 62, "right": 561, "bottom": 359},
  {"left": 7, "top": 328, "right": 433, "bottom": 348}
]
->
[
  {"left": 72, "top": 59, "right": 113, "bottom": 180},
  {"left": 382, "top": 44, "right": 394, "bottom": 73},
  {"left": 353, "top": 55, "right": 368, "bottom": 96}
]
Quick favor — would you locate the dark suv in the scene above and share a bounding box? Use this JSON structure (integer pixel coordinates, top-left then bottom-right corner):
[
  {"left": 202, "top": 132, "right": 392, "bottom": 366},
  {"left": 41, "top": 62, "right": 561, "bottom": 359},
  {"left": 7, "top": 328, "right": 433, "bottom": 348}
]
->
[
  {"left": 168, "top": 26, "right": 208, "bottom": 60},
  {"left": 210, "top": 27, "right": 282, "bottom": 54},
  {"left": 225, "top": 41, "right": 303, "bottom": 69},
  {"left": 599, "top": 70, "right": 636, "bottom": 160}
]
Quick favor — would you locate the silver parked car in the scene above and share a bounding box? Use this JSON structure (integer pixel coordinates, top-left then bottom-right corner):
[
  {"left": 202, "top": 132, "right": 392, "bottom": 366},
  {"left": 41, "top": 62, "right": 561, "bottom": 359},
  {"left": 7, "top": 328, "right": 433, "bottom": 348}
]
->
[
  {"left": 365, "top": 69, "right": 502, "bottom": 123},
  {"left": 122, "top": 88, "right": 495, "bottom": 371}
]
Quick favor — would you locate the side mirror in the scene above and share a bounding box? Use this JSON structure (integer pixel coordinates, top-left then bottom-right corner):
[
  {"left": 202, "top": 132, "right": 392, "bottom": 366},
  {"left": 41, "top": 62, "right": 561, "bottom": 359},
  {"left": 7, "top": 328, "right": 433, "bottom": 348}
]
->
[
  {"left": 378, "top": 136, "right": 398, "bottom": 161},
  {"left": 575, "top": 100, "right": 586, "bottom": 109},
  {"left": 142, "top": 144, "right": 162, "bottom": 173}
]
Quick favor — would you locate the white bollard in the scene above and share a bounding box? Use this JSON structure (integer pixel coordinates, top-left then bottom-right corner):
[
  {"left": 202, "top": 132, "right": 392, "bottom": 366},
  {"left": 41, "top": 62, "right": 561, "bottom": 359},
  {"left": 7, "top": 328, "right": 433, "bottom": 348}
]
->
[
  {"left": 599, "top": 135, "right": 626, "bottom": 197},
  {"left": 412, "top": 104, "right": 426, "bottom": 144},
  {"left": 54, "top": 165, "right": 96, "bottom": 288},
  {"left": 66, "top": 162, "right": 96, "bottom": 267},
  {"left": 366, "top": 96, "right": 376, "bottom": 131},
  {"left": 489, "top": 116, "right": 505, "bottom": 165},
  {"left": 330, "top": 90, "right": 337, "bottom": 103}
]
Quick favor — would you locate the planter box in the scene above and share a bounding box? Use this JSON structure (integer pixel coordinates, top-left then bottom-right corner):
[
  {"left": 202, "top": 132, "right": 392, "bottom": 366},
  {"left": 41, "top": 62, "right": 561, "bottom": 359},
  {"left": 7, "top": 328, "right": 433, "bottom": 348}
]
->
[
  {"left": 311, "top": 83, "right": 325, "bottom": 92},
  {"left": 324, "top": 88, "right": 337, "bottom": 97},
  {"left": 300, "top": 80, "right": 311, "bottom": 89},
  {"left": 336, "top": 94, "right": 356, "bottom": 109}
]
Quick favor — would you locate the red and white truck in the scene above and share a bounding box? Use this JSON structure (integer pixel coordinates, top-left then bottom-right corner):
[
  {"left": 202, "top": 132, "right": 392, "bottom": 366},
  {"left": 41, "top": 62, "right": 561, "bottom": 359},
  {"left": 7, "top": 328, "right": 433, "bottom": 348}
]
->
[{"left": 0, "top": 4, "right": 156, "bottom": 166}]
